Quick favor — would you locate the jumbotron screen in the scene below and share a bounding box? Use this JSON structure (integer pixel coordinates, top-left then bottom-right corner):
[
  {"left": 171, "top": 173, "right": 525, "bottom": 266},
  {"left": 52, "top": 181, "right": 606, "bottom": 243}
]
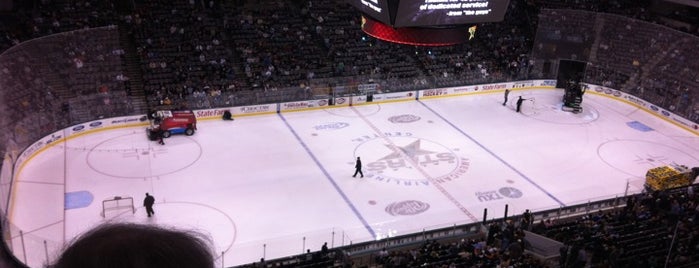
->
[
  {"left": 350, "top": 0, "right": 392, "bottom": 25},
  {"left": 348, "top": 0, "right": 510, "bottom": 27}
]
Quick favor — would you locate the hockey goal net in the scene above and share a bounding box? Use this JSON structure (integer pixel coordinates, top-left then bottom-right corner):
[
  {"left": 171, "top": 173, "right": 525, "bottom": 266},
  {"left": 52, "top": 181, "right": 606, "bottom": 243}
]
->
[{"left": 101, "top": 196, "right": 135, "bottom": 218}]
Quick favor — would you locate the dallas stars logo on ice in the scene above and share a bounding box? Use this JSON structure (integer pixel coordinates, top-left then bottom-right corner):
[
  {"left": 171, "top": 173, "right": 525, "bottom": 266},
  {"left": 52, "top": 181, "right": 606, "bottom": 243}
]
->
[{"left": 352, "top": 132, "right": 470, "bottom": 187}]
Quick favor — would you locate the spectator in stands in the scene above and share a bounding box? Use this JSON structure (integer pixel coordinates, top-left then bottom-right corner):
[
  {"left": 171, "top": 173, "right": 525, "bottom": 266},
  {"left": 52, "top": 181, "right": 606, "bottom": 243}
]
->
[
  {"left": 320, "top": 242, "right": 328, "bottom": 256},
  {"left": 48, "top": 222, "right": 214, "bottom": 268},
  {"left": 522, "top": 209, "right": 533, "bottom": 230}
]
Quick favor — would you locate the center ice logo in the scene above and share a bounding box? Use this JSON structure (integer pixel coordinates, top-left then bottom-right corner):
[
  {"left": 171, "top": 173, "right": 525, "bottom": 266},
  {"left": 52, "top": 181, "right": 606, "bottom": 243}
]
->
[{"left": 353, "top": 133, "right": 470, "bottom": 187}]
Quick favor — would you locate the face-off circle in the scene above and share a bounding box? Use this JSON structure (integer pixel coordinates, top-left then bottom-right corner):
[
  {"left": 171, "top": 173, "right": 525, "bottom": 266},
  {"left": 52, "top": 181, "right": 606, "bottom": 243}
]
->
[
  {"left": 86, "top": 133, "right": 202, "bottom": 179},
  {"left": 519, "top": 93, "right": 599, "bottom": 124},
  {"left": 598, "top": 139, "right": 699, "bottom": 177},
  {"left": 110, "top": 201, "right": 237, "bottom": 260}
]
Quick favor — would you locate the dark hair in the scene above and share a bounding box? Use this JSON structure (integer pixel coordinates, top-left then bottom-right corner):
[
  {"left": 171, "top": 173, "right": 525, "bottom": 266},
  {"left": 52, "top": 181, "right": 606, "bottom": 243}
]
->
[{"left": 49, "top": 223, "right": 214, "bottom": 268}]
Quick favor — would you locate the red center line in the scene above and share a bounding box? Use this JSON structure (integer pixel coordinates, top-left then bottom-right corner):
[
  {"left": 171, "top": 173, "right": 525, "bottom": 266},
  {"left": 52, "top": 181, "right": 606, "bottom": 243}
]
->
[{"left": 351, "top": 106, "right": 479, "bottom": 223}]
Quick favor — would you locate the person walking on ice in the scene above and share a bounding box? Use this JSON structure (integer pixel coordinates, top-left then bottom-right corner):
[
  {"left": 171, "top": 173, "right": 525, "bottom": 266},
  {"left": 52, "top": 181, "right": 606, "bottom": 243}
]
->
[
  {"left": 353, "top": 157, "right": 363, "bottom": 178},
  {"left": 503, "top": 88, "right": 510, "bottom": 106},
  {"left": 157, "top": 128, "right": 165, "bottom": 145},
  {"left": 144, "top": 192, "right": 155, "bottom": 217},
  {"left": 516, "top": 96, "right": 526, "bottom": 113}
]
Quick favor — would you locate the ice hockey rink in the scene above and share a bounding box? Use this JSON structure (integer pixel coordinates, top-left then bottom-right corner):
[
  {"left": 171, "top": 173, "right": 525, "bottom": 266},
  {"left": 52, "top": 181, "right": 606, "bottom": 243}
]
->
[{"left": 7, "top": 88, "right": 699, "bottom": 267}]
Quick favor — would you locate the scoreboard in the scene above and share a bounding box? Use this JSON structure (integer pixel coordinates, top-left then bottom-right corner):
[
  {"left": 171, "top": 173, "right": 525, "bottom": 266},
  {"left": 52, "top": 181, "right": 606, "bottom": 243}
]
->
[
  {"left": 351, "top": 0, "right": 392, "bottom": 25},
  {"left": 348, "top": 0, "right": 511, "bottom": 28}
]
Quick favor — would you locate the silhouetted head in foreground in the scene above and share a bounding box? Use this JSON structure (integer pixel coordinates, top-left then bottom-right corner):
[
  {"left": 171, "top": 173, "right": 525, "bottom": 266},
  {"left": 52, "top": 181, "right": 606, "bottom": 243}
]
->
[{"left": 49, "top": 222, "right": 214, "bottom": 268}]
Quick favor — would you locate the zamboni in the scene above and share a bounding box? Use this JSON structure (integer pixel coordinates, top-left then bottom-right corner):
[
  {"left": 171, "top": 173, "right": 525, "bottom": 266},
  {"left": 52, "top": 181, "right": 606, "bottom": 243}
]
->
[{"left": 147, "top": 110, "right": 197, "bottom": 140}]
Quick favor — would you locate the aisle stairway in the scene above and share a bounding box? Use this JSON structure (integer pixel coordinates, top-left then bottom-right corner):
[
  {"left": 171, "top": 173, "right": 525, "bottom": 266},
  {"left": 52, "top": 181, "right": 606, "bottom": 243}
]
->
[{"left": 117, "top": 24, "right": 148, "bottom": 114}]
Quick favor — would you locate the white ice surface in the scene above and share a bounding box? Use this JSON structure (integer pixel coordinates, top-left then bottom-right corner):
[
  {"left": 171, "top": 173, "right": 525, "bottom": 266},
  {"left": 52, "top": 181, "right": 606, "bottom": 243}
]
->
[{"left": 8, "top": 88, "right": 699, "bottom": 267}]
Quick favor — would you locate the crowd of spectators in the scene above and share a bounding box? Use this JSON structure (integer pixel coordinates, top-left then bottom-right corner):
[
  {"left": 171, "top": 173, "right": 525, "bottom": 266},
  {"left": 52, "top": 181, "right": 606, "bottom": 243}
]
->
[
  {"left": 533, "top": 0, "right": 698, "bottom": 36},
  {"left": 531, "top": 8, "right": 698, "bottom": 122},
  {"left": 239, "top": 220, "right": 545, "bottom": 268},
  {"left": 0, "top": 0, "right": 136, "bottom": 158},
  {"left": 0, "top": 25, "right": 134, "bottom": 153},
  {"left": 93, "top": 0, "right": 699, "bottom": 121},
  {"left": 531, "top": 0, "right": 698, "bottom": 122},
  {"left": 364, "top": 219, "right": 544, "bottom": 268},
  {"left": 531, "top": 9, "right": 596, "bottom": 62},
  {"left": 2, "top": 0, "right": 696, "bottom": 122},
  {"left": 534, "top": 185, "right": 699, "bottom": 267},
  {"left": 117, "top": 0, "right": 540, "bottom": 109},
  {"left": 126, "top": 0, "right": 241, "bottom": 109},
  {"left": 634, "top": 33, "right": 699, "bottom": 119}
]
